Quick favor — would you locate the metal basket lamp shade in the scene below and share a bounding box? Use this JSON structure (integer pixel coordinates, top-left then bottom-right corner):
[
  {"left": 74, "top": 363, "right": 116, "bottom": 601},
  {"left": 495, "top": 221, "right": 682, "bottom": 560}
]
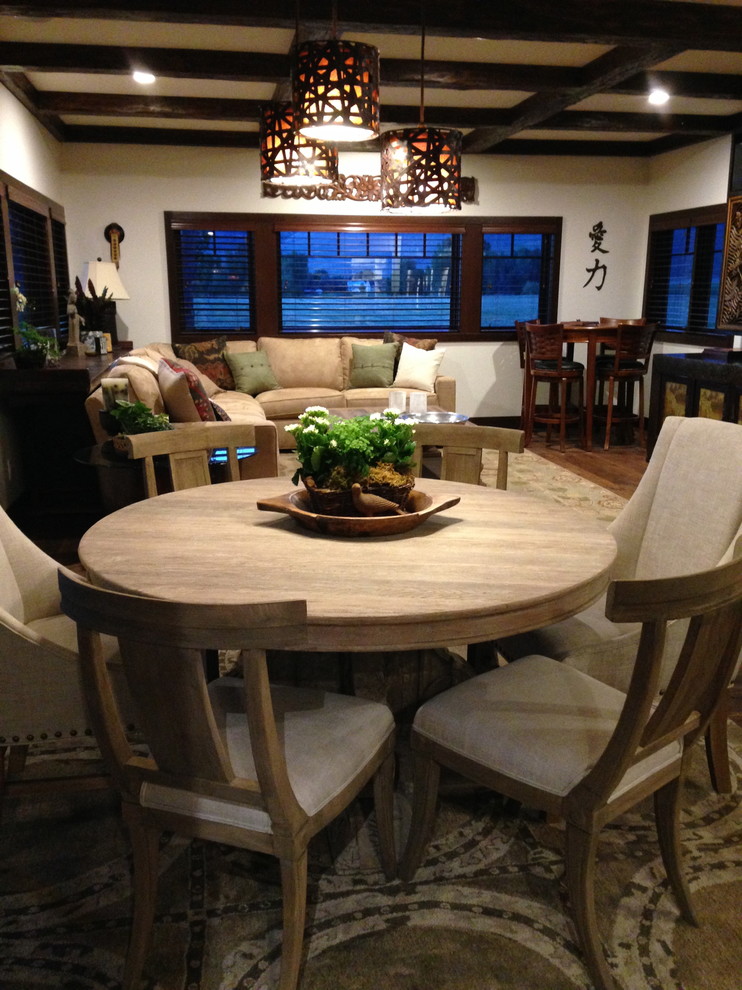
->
[
  {"left": 260, "top": 102, "right": 339, "bottom": 186},
  {"left": 293, "top": 39, "right": 379, "bottom": 143},
  {"left": 380, "top": 126, "right": 462, "bottom": 210}
]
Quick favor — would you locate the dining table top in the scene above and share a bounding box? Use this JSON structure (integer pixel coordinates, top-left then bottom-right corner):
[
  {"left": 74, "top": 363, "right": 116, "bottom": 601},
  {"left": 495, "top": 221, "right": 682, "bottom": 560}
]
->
[{"left": 77, "top": 476, "right": 617, "bottom": 653}]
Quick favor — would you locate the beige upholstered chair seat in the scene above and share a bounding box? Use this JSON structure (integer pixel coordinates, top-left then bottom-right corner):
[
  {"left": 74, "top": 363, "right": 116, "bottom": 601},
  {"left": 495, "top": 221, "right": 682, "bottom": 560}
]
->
[
  {"left": 143, "top": 680, "right": 395, "bottom": 832},
  {"left": 413, "top": 655, "right": 681, "bottom": 801}
]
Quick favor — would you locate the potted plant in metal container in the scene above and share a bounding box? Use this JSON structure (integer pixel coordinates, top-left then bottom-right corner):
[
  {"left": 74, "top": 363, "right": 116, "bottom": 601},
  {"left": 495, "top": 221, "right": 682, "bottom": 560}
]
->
[{"left": 285, "top": 406, "right": 417, "bottom": 516}]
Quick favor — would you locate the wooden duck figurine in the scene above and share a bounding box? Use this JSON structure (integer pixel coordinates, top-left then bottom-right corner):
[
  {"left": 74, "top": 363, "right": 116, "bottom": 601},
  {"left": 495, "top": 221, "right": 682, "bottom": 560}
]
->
[{"left": 351, "top": 483, "right": 405, "bottom": 516}]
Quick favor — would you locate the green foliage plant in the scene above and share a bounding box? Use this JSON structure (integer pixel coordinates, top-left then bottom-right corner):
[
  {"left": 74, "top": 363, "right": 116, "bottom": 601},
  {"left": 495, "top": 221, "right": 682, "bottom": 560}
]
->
[
  {"left": 107, "top": 399, "right": 172, "bottom": 435},
  {"left": 285, "top": 406, "right": 417, "bottom": 489}
]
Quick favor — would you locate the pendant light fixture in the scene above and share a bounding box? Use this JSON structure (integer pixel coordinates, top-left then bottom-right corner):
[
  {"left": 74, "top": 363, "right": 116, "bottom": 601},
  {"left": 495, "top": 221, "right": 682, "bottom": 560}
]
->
[
  {"left": 259, "top": 102, "right": 339, "bottom": 187},
  {"left": 292, "top": 2, "right": 379, "bottom": 143},
  {"left": 380, "top": 3, "right": 462, "bottom": 210}
]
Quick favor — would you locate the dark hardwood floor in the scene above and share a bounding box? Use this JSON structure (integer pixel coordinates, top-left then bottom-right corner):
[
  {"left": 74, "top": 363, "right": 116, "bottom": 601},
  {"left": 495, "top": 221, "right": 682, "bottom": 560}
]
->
[{"left": 526, "top": 435, "right": 647, "bottom": 500}]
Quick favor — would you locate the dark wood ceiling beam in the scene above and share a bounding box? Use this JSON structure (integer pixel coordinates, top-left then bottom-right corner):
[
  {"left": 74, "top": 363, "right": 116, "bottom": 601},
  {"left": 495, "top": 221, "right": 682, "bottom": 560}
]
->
[
  {"left": 0, "top": 70, "right": 65, "bottom": 140},
  {"left": 40, "top": 90, "right": 742, "bottom": 136},
  {"left": 1, "top": 2, "right": 742, "bottom": 51},
  {"left": 62, "top": 123, "right": 261, "bottom": 148},
  {"left": 38, "top": 91, "right": 265, "bottom": 120},
  {"left": 540, "top": 110, "right": 741, "bottom": 135},
  {"left": 464, "top": 42, "right": 685, "bottom": 153}
]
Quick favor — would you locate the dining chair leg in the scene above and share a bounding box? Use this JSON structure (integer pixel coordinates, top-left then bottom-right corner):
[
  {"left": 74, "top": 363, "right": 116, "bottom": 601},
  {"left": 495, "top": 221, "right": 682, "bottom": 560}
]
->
[
  {"left": 636, "top": 377, "right": 645, "bottom": 448},
  {"left": 122, "top": 807, "right": 161, "bottom": 990},
  {"left": 278, "top": 850, "right": 309, "bottom": 990},
  {"left": 654, "top": 775, "right": 698, "bottom": 925},
  {"left": 564, "top": 821, "right": 618, "bottom": 990},
  {"left": 373, "top": 748, "right": 397, "bottom": 880},
  {"left": 399, "top": 750, "right": 441, "bottom": 882},
  {"left": 603, "top": 377, "right": 617, "bottom": 450},
  {"left": 559, "top": 379, "right": 568, "bottom": 452},
  {"left": 705, "top": 695, "right": 733, "bottom": 793}
]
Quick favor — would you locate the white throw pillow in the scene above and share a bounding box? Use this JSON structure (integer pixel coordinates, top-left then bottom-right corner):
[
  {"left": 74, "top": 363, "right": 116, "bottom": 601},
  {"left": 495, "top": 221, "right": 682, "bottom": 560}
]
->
[{"left": 392, "top": 342, "right": 445, "bottom": 392}]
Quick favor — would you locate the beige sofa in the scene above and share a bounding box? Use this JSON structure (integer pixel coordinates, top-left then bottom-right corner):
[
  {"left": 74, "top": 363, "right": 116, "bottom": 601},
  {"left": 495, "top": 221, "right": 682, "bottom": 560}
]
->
[{"left": 85, "top": 336, "right": 456, "bottom": 451}]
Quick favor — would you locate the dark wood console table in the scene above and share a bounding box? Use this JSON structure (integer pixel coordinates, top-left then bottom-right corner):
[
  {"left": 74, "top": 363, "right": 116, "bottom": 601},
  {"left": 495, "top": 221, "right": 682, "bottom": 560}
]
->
[
  {"left": 0, "top": 348, "right": 122, "bottom": 515},
  {"left": 647, "top": 351, "right": 742, "bottom": 457}
]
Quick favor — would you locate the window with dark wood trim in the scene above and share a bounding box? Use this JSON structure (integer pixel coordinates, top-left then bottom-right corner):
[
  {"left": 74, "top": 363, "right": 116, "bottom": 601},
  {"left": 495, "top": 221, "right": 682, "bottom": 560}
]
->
[
  {"left": 165, "top": 212, "right": 562, "bottom": 342},
  {"left": 0, "top": 171, "right": 68, "bottom": 357},
  {"left": 644, "top": 204, "right": 730, "bottom": 343}
]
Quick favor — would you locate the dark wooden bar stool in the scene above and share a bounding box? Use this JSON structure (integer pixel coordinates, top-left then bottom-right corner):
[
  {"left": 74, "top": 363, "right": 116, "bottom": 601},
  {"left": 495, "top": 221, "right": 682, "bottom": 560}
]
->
[
  {"left": 594, "top": 323, "right": 655, "bottom": 449},
  {"left": 524, "top": 322, "right": 584, "bottom": 452}
]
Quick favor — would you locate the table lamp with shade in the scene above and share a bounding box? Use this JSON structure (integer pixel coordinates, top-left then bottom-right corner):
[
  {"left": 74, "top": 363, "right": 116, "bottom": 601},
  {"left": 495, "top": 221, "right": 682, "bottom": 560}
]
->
[{"left": 79, "top": 260, "right": 129, "bottom": 346}]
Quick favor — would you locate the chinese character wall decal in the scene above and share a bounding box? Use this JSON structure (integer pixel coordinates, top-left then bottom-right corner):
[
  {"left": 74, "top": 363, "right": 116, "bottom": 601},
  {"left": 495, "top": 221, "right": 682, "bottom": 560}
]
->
[{"left": 583, "top": 220, "right": 609, "bottom": 290}]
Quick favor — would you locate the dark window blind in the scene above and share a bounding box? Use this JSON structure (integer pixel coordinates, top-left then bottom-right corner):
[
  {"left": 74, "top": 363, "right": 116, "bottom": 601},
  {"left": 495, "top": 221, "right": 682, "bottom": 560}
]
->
[
  {"left": 8, "top": 199, "right": 56, "bottom": 331},
  {"left": 645, "top": 207, "right": 725, "bottom": 331},
  {"left": 481, "top": 231, "right": 557, "bottom": 328},
  {"left": 51, "top": 216, "right": 70, "bottom": 341},
  {"left": 279, "top": 230, "right": 462, "bottom": 332},
  {"left": 173, "top": 228, "right": 254, "bottom": 335},
  {"left": 0, "top": 227, "right": 12, "bottom": 355}
]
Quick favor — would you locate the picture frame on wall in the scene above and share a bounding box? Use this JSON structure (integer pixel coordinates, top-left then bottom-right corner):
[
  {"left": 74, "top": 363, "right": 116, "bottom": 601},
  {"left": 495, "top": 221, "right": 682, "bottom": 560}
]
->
[{"left": 718, "top": 194, "right": 742, "bottom": 330}]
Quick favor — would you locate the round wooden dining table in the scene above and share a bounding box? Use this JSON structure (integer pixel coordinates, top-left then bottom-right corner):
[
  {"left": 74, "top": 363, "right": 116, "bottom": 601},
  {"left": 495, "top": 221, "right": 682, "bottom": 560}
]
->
[{"left": 78, "top": 477, "right": 617, "bottom": 653}]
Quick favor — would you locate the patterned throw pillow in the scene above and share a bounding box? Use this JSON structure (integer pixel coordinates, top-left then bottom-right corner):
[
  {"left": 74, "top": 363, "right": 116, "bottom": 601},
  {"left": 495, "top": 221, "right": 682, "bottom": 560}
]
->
[
  {"left": 383, "top": 331, "right": 438, "bottom": 372},
  {"left": 158, "top": 358, "right": 216, "bottom": 422},
  {"left": 173, "top": 336, "right": 235, "bottom": 391}
]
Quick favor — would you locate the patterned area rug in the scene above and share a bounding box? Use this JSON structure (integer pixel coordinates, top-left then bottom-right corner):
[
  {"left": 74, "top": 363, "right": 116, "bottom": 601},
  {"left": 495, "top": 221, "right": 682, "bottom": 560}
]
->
[{"left": 3, "top": 454, "right": 740, "bottom": 990}]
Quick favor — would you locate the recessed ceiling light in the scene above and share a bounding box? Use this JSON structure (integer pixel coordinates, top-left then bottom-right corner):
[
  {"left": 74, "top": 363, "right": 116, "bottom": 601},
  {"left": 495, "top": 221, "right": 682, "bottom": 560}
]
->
[
  {"left": 648, "top": 88, "right": 670, "bottom": 106},
  {"left": 133, "top": 70, "right": 156, "bottom": 85}
]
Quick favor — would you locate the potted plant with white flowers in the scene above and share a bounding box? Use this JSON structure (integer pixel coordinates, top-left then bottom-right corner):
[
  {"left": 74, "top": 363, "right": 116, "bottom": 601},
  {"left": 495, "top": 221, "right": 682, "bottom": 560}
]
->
[{"left": 285, "top": 406, "right": 417, "bottom": 515}]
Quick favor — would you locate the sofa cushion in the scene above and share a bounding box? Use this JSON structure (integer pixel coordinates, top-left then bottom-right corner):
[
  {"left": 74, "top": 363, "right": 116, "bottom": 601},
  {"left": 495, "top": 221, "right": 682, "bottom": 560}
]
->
[
  {"left": 258, "top": 387, "right": 345, "bottom": 418},
  {"left": 344, "top": 387, "right": 403, "bottom": 408},
  {"left": 158, "top": 358, "right": 216, "bottom": 422},
  {"left": 392, "top": 342, "right": 445, "bottom": 392},
  {"left": 173, "top": 335, "right": 235, "bottom": 390},
  {"left": 226, "top": 350, "right": 280, "bottom": 396},
  {"left": 259, "top": 336, "right": 343, "bottom": 390},
  {"left": 206, "top": 389, "right": 267, "bottom": 424},
  {"left": 349, "top": 342, "right": 396, "bottom": 388}
]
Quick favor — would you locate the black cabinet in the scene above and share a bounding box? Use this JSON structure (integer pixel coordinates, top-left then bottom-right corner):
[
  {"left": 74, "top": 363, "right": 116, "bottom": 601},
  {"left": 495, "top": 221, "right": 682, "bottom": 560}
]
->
[{"left": 648, "top": 352, "right": 742, "bottom": 456}]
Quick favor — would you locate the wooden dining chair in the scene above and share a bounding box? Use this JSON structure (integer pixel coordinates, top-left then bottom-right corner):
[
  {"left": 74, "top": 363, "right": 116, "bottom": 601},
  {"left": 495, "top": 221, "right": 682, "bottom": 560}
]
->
[
  {"left": 400, "top": 553, "right": 742, "bottom": 990},
  {"left": 594, "top": 323, "right": 656, "bottom": 449},
  {"left": 409, "top": 422, "right": 525, "bottom": 489},
  {"left": 122, "top": 421, "right": 277, "bottom": 497},
  {"left": 523, "top": 321, "right": 584, "bottom": 452},
  {"left": 58, "top": 570, "right": 396, "bottom": 990},
  {"left": 514, "top": 319, "right": 538, "bottom": 429}
]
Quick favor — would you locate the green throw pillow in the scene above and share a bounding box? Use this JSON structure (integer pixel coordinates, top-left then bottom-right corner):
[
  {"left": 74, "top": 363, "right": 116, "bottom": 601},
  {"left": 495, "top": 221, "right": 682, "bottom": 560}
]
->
[
  {"left": 226, "top": 350, "right": 280, "bottom": 396},
  {"left": 349, "top": 342, "right": 397, "bottom": 388}
]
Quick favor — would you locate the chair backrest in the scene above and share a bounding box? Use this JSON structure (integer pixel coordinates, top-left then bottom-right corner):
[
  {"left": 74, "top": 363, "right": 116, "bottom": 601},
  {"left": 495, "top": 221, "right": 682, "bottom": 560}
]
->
[
  {"left": 58, "top": 569, "right": 308, "bottom": 830},
  {"left": 602, "top": 323, "right": 655, "bottom": 372},
  {"left": 608, "top": 417, "right": 742, "bottom": 581},
  {"left": 0, "top": 505, "right": 61, "bottom": 622},
  {"left": 124, "top": 422, "right": 264, "bottom": 497},
  {"left": 514, "top": 319, "right": 538, "bottom": 369},
  {"left": 410, "top": 423, "right": 524, "bottom": 489},
  {"left": 571, "top": 551, "right": 742, "bottom": 809},
  {"left": 524, "top": 322, "right": 569, "bottom": 370}
]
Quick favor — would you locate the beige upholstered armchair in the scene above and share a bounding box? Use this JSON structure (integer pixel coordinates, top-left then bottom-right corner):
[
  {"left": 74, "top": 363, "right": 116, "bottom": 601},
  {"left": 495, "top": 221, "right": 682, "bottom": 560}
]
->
[
  {"left": 0, "top": 506, "right": 129, "bottom": 804},
  {"left": 498, "top": 415, "right": 742, "bottom": 790}
]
